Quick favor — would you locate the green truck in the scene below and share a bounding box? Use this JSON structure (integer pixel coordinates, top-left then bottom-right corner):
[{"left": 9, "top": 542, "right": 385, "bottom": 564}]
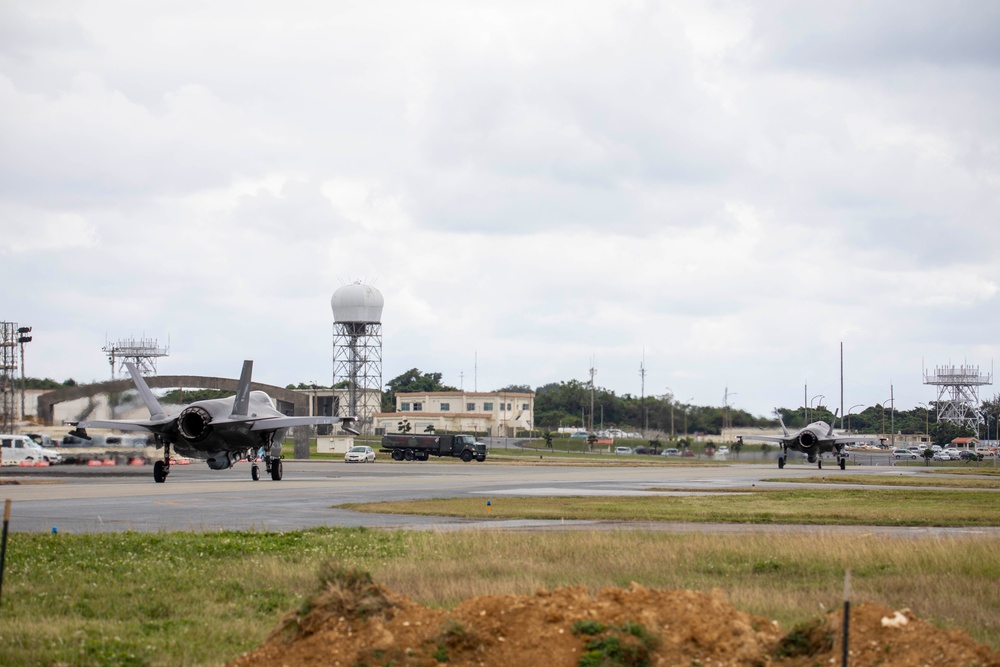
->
[{"left": 380, "top": 433, "right": 487, "bottom": 462}]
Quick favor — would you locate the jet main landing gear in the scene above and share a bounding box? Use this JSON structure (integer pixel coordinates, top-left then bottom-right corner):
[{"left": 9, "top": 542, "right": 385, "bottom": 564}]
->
[{"left": 153, "top": 440, "right": 171, "bottom": 483}]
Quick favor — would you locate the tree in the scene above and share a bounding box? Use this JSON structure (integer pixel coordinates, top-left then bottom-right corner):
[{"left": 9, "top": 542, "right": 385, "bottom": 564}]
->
[
  {"left": 543, "top": 431, "right": 553, "bottom": 449},
  {"left": 424, "top": 424, "right": 435, "bottom": 433},
  {"left": 397, "top": 419, "right": 412, "bottom": 434},
  {"left": 495, "top": 384, "right": 532, "bottom": 394},
  {"left": 382, "top": 368, "right": 457, "bottom": 412}
]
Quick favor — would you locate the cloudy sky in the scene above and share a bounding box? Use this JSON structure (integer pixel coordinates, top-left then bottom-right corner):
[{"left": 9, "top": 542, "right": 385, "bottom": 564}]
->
[{"left": 3, "top": 1, "right": 999, "bottom": 417}]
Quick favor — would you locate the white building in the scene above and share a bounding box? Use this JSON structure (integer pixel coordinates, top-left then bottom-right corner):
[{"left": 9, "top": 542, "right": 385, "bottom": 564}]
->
[{"left": 374, "top": 391, "right": 534, "bottom": 437}]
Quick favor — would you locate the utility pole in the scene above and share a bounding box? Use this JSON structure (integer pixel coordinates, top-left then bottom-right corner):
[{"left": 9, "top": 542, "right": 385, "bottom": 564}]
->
[
  {"left": 639, "top": 350, "right": 647, "bottom": 437},
  {"left": 588, "top": 357, "right": 596, "bottom": 433},
  {"left": 840, "top": 342, "right": 845, "bottom": 430}
]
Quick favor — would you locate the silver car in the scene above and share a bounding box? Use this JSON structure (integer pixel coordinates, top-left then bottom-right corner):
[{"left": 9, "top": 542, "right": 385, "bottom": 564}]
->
[{"left": 344, "top": 445, "right": 376, "bottom": 463}]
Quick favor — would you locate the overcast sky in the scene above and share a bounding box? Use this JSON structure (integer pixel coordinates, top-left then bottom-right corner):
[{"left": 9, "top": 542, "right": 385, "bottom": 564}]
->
[{"left": 3, "top": 1, "right": 999, "bottom": 418}]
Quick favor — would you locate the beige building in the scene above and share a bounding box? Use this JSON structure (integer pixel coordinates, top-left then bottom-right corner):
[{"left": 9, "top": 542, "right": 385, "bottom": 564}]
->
[
  {"left": 374, "top": 391, "right": 534, "bottom": 437},
  {"left": 292, "top": 387, "right": 383, "bottom": 434}
]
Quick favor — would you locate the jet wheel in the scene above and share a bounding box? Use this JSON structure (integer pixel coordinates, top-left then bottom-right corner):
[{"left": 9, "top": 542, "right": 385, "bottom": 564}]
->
[
  {"left": 270, "top": 458, "right": 283, "bottom": 481},
  {"left": 818, "top": 460, "right": 823, "bottom": 470},
  {"left": 251, "top": 464, "right": 260, "bottom": 481},
  {"left": 153, "top": 460, "right": 168, "bottom": 483},
  {"left": 839, "top": 458, "right": 846, "bottom": 471},
  {"left": 777, "top": 456, "right": 785, "bottom": 469}
]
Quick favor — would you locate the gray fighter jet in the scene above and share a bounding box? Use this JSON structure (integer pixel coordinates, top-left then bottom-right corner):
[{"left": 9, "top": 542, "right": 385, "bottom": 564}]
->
[
  {"left": 68, "top": 360, "right": 358, "bottom": 483},
  {"left": 737, "top": 409, "right": 882, "bottom": 470}
]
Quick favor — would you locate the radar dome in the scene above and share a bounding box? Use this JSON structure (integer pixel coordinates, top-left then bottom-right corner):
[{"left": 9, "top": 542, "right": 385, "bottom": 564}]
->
[{"left": 331, "top": 282, "right": 384, "bottom": 323}]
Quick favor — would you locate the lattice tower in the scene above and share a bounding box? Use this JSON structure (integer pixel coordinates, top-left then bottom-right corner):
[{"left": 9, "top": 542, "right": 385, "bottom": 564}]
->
[
  {"left": 103, "top": 337, "right": 169, "bottom": 379},
  {"left": 923, "top": 364, "right": 993, "bottom": 429},
  {"left": 331, "top": 283, "right": 384, "bottom": 435},
  {"left": 1, "top": 321, "right": 17, "bottom": 432}
]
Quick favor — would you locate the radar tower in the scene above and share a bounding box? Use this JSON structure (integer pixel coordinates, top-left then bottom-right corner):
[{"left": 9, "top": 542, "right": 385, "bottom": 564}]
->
[{"left": 331, "top": 282, "right": 383, "bottom": 434}]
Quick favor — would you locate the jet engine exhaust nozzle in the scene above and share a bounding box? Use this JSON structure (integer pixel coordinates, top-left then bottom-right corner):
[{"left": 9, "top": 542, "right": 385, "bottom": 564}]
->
[
  {"left": 179, "top": 406, "right": 213, "bottom": 441},
  {"left": 797, "top": 431, "right": 818, "bottom": 450}
]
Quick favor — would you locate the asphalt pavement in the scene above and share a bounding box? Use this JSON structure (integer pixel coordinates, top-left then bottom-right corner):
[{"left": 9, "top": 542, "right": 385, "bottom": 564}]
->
[{"left": 1, "top": 458, "right": 997, "bottom": 535}]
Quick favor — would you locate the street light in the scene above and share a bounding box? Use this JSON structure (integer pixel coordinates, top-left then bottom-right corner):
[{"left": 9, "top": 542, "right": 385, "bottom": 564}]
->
[
  {"left": 917, "top": 402, "right": 931, "bottom": 446},
  {"left": 17, "top": 326, "right": 32, "bottom": 421},
  {"left": 881, "top": 396, "right": 894, "bottom": 445},
  {"left": 664, "top": 388, "right": 675, "bottom": 438},
  {"left": 683, "top": 397, "right": 694, "bottom": 440},
  {"left": 846, "top": 404, "right": 864, "bottom": 433},
  {"left": 809, "top": 394, "right": 824, "bottom": 423}
]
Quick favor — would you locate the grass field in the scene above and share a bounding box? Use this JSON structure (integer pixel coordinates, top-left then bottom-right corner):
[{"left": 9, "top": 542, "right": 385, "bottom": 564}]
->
[
  {"left": 1, "top": 528, "right": 998, "bottom": 666},
  {"left": 343, "top": 488, "right": 1000, "bottom": 526}
]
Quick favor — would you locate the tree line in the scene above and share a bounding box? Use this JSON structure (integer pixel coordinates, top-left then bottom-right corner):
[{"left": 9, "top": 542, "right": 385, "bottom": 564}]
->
[{"left": 378, "top": 369, "right": 999, "bottom": 445}]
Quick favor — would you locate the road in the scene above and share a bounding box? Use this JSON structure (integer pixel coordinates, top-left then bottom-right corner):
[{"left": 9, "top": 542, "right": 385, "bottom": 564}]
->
[{"left": 1, "top": 458, "right": 997, "bottom": 535}]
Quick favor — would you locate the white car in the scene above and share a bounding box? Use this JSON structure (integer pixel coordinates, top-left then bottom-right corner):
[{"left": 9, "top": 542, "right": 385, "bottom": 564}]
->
[
  {"left": 932, "top": 452, "right": 952, "bottom": 462},
  {"left": 614, "top": 446, "right": 633, "bottom": 455},
  {"left": 2, "top": 434, "right": 61, "bottom": 465},
  {"left": 344, "top": 445, "right": 376, "bottom": 463},
  {"left": 943, "top": 448, "right": 961, "bottom": 458}
]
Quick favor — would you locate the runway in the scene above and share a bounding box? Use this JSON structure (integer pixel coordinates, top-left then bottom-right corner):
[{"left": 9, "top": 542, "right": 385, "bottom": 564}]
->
[{"left": 2, "top": 460, "right": 997, "bottom": 536}]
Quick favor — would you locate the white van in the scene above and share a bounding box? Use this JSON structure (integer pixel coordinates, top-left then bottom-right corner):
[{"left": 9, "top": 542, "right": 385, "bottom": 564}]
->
[{"left": 1, "top": 434, "right": 62, "bottom": 465}]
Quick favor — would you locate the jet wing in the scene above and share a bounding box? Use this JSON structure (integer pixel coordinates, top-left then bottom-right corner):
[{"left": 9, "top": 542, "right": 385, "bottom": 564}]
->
[
  {"left": 737, "top": 434, "right": 788, "bottom": 444},
  {"left": 248, "top": 416, "right": 356, "bottom": 431},
  {"left": 69, "top": 418, "right": 173, "bottom": 432}
]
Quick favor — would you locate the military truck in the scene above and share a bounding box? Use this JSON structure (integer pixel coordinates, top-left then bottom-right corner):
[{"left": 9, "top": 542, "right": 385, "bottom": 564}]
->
[{"left": 380, "top": 433, "right": 487, "bottom": 462}]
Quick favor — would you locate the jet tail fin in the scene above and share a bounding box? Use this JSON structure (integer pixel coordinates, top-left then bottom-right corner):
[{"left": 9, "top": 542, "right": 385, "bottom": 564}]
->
[
  {"left": 775, "top": 408, "right": 790, "bottom": 437},
  {"left": 126, "top": 362, "right": 166, "bottom": 421},
  {"left": 230, "top": 360, "right": 253, "bottom": 417},
  {"left": 827, "top": 409, "right": 840, "bottom": 437}
]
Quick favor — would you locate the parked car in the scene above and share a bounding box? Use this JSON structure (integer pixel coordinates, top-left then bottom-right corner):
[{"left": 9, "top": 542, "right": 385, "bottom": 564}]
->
[
  {"left": 614, "top": 446, "right": 633, "bottom": 455},
  {"left": 943, "top": 448, "right": 961, "bottom": 458},
  {"left": 932, "top": 452, "right": 952, "bottom": 461},
  {"left": 344, "top": 445, "right": 376, "bottom": 463},
  {"left": 660, "top": 448, "right": 680, "bottom": 457},
  {"left": 892, "top": 449, "right": 919, "bottom": 460},
  {"left": 2, "top": 434, "right": 61, "bottom": 465}
]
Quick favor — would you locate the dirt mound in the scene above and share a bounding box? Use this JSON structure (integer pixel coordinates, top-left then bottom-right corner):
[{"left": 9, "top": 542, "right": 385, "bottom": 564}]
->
[{"left": 229, "top": 574, "right": 999, "bottom": 667}]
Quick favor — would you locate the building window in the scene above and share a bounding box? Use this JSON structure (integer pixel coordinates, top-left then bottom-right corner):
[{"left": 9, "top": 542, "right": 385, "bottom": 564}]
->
[
  {"left": 440, "top": 403, "right": 450, "bottom": 411},
  {"left": 413, "top": 402, "right": 423, "bottom": 411},
  {"left": 467, "top": 402, "right": 476, "bottom": 411},
  {"left": 522, "top": 403, "right": 529, "bottom": 411},
  {"left": 484, "top": 402, "right": 493, "bottom": 411},
  {"left": 400, "top": 402, "right": 410, "bottom": 411},
  {"left": 507, "top": 403, "right": 512, "bottom": 411}
]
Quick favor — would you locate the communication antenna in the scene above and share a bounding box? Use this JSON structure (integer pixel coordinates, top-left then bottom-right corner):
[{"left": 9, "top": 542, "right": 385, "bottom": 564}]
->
[
  {"left": 103, "top": 336, "right": 169, "bottom": 380},
  {"left": 923, "top": 362, "right": 992, "bottom": 430}
]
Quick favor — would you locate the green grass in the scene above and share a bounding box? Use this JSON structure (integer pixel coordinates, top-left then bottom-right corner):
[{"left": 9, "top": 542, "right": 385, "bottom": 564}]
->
[
  {"left": 342, "top": 489, "right": 1000, "bottom": 526},
  {"left": 764, "top": 474, "right": 1000, "bottom": 489},
  {"left": 0, "top": 528, "right": 405, "bottom": 666}
]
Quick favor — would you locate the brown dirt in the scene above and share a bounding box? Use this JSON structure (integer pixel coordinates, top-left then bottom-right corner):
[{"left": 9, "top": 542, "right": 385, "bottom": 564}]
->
[{"left": 228, "top": 577, "right": 999, "bottom": 667}]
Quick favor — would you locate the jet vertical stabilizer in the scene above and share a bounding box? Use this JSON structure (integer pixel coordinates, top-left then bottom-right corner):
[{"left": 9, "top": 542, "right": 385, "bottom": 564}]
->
[
  {"left": 230, "top": 360, "right": 253, "bottom": 418},
  {"left": 126, "top": 362, "right": 166, "bottom": 421}
]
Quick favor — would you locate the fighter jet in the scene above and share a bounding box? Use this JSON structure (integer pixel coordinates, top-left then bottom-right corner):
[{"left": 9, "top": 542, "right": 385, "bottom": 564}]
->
[
  {"left": 737, "top": 409, "right": 882, "bottom": 470},
  {"left": 67, "top": 360, "right": 359, "bottom": 483}
]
